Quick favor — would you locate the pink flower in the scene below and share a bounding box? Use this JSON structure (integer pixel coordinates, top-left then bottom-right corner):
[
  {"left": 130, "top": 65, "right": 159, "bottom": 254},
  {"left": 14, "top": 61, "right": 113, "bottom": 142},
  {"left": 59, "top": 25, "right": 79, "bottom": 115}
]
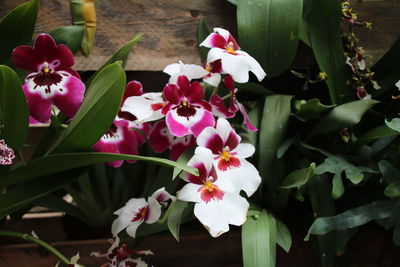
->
[
  {"left": 178, "top": 155, "right": 249, "bottom": 237},
  {"left": 161, "top": 75, "right": 215, "bottom": 137},
  {"left": 195, "top": 118, "right": 261, "bottom": 197},
  {"left": 12, "top": 33, "right": 85, "bottom": 123},
  {"left": 0, "top": 139, "right": 15, "bottom": 165},
  {"left": 111, "top": 188, "right": 175, "bottom": 238},
  {"left": 200, "top": 28, "right": 266, "bottom": 83},
  {"left": 92, "top": 120, "right": 140, "bottom": 168},
  {"left": 148, "top": 120, "right": 196, "bottom": 160}
]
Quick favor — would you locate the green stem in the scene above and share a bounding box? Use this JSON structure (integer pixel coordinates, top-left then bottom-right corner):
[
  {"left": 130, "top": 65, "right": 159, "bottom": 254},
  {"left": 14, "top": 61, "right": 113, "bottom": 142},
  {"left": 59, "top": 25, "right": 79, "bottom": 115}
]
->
[{"left": 0, "top": 230, "right": 70, "bottom": 265}]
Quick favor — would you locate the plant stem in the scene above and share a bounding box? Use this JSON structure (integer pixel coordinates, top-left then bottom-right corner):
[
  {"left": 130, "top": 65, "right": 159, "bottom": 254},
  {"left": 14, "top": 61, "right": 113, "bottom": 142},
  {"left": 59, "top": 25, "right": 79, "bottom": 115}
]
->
[{"left": 0, "top": 229, "right": 70, "bottom": 265}]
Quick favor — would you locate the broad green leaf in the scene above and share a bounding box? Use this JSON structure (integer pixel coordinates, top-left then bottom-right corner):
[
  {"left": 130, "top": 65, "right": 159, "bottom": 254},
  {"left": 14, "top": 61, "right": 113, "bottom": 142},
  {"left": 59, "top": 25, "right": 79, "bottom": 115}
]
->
[
  {"left": 258, "top": 95, "right": 293, "bottom": 185},
  {"left": 0, "top": 168, "right": 86, "bottom": 219},
  {"left": 85, "top": 34, "right": 143, "bottom": 88},
  {"left": 357, "top": 124, "right": 398, "bottom": 143},
  {"left": 370, "top": 37, "right": 400, "bottom": 97},
  {"left": 48, "top": 63, "right": 126, "bottom": 153},
  {"left": 0, "top": 152, "right": 198, "bottom": 187},
  {"left": 0, "top": 0, "right": 38, "bottom": 63},
  {"left": 379, "top": 160, "right": 400, "bottom": 184},
  {"left": 276, "top": 219, "right": 292, "bottom": 253},
  {"left": 242, "top": 209, "right": 276, "bottom": 267},
  {"left": 281, "top": 163, "right": 315, "bottom": 189},
  {"left": 385, "top": 118, "right": 400, "bottom": 132},
  {"left": 385, "top": 181, "right": 400, "bottom": 198},
  {"left": 70, "top": 0, "right": 96, "bottom": 56},
  {"left": 305, "top": 200, "right": 400, "bottom": 240},
  {"left": 48, "top": 26, "right": 85, "bottom": 53},
  {"left": 309, "top": 99, "right": 378, "bottom": 137},
  {"left": 302, "top": 0, "right": 349, "bottom": 104},
  {"left": 294, "top": 98, "right": 335, "bottom": 121},
  {"left": 197, "top": 17, "right": 211, "bottom": 62},
  {"left": 236, "top": 82, "right": 274, "bottom": 96},
  {"left": 227, "top": 0, "right": 238, "bottom": 5},
  {"left": 237, "top": 0, "right": 303, "bottom": 77},
  {"left": 0, "top": 65, "right": 28, "bottom": 151},
  {"left": 167, "top": 200, "right": 189, "bottom": 241}
]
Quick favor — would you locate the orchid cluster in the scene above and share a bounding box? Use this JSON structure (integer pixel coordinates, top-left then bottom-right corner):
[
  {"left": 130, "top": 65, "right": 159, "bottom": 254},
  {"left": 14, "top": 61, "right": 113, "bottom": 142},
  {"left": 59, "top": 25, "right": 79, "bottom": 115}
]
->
[
  {"left": 11, "top": 28, "right": 265, "bottom": 239},
  {"left": 111, "top": 28, "right": 265, "bottom": 238},
  {"left": 341, "top": 0, "right": 380, "bottom": 99}
]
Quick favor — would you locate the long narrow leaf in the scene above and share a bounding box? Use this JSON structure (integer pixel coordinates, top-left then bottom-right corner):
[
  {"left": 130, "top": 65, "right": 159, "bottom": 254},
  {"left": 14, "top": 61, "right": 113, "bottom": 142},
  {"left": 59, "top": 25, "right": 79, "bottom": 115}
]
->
[
  {"left": 48, "top": 62, "right": 126, "bottom": 153},
  {"left": 1, "top": 152, "right": 198, "bottom": 187},
  {"left": 242, "top": 209, "right": 277, "bottom": 267},
  {"left": 0, "top": 66, "right": 28, "bottom": 151},
  {"left": 0, "top": 0, "right": 38, "bottom": 63},
  {"left": 237, "top": 0, "right": 303, "bottom": 77}
]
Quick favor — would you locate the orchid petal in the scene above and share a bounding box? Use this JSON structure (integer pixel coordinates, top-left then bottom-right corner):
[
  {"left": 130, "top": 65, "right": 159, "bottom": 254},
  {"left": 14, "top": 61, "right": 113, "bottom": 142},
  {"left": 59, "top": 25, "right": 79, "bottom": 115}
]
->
[
  {"left": 145, "top": 197, "right": 162, "bottom": 224},
  {"left": 111, "top": 198, "right": 147, "bottom": 236},
  {"left": 234, "top": 143, "right": 255, "bottom": 158}
]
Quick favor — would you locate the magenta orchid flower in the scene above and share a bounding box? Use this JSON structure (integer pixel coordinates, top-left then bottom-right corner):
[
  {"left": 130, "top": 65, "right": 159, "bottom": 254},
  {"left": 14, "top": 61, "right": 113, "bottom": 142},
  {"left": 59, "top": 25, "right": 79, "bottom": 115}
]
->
[
  {"left": 12, "top": 33, "right": 85, "bottom": 123},
  {"left": 0, "top": 139, "right": 15, "bottom": 165},
  {"left": 178, "top": 155, "right": 249, "bottom": 237},
  {"left": 111, "top": 187, "right": 174, "bottom": 238},
  {"left": 148, "top": 120, "right": 195, "bottom": 160},
  {"left": 200, "top": 28, "right": 266, "bottom": 83},
  {"left": 92, "top": 120, "right": 140, "bottom": 168},
  {"left": 163, "top": 60, "right": 222, "bottom": 87},
  {"left": 195, "top": 118, "right": 261, "bottom": 197},
  {"left": 161, "top": 75, "right": 215, "bottom": 137}
]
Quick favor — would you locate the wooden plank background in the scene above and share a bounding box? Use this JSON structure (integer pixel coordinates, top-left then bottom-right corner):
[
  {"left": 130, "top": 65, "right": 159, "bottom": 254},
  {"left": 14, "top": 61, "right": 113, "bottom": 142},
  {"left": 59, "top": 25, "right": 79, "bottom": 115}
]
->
[{"left": 1, "top": 0, "right": 399, "bottom": 71}]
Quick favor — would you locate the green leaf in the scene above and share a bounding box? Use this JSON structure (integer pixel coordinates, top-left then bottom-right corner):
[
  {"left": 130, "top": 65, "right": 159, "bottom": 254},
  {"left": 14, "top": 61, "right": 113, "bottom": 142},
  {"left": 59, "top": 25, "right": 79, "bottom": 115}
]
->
[
  {"left": 0, "top": 152, "right": 198, "bottom": 187},
  {"left": 357, "top": 124, "right": 398, "bottom": 143},
  {"left": 48, "top": 63, "right": 126, "bottom": 153},
  {"left": 276, "top": 137, "right": 295, "bottom": 159},
  {"left": 370, "top": 37, "right": 400, "bottom": 97},
  {"left": 302, "top": 0, "right": 349, "bottom": 104},
  {"left": 315, "top": 156, "right": 375, "bottom": 198},
  {"left": 167, "top": 200, "right": 189, "bottom": 241},
  {"left": 197, "top": 17, "right": 211, "bottom": 62},
  {"left": 0, "top": 168, "right": 86, "bottom": 219},
  {"left": 242, "top": 209, "right": 276, "bottom": 267},
  {"left": 276, "top": 219, "right": 292, "bottom": 253},
  {"left": 385, "top": 118, "right": 400, "bottom": 132},
  {"left": 258, "top": 95, "right": 293, "bottom": 185},
  {"left": 237, "top": 0, "right": 303, "bottom": 77},
  {"left": 0, "top": 0, "right": 39, "bottom": 63},
  {"left": 294, "top": 98, "right": 335, "bottom": 121},
  {"left": 305, "top": 200, "right": 400, "bottom": 240},
  {"left": 281, "top": 163, "right": 315, "bottom": 189},
  {"left": 379, "top": 160, "right": 400, "bottom": 184},
  {"left": 172, "top": 148, "right": 194, "bottom": 180},
  {"left": 385, "top": 181, "right": 400, "bottom": 198},
  {"left": 85, "top": 34, "right": 143, "bottom": 88},
  {"left": 309, "top": 99, "right": 379, "bottom": 137},
  {"left": 48, "top": 26, "right": 85, "bottom": 53},
  {"left": 0, "top": 65, "right": 28, "bottom": 151}
]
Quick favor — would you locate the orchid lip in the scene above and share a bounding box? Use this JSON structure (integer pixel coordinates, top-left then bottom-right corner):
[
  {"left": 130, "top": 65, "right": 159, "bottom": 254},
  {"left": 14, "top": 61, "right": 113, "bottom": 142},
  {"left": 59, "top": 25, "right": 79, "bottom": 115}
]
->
[{"left": 131, "top": 205, "right": 148, "bottom": 222}]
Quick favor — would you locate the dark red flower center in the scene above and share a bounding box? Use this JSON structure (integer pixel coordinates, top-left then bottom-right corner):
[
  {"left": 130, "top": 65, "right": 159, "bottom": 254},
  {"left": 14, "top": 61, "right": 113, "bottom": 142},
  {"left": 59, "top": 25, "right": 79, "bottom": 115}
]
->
[
  {"left": 118, "top": 111, "right": 137, "bottom": 122},
  {"left": 175, "top": 101, "right": 197, "bottom": 119},
  {"left": 27, "top": 65, "right": 64, "bottom": 94},
  {"left": 131, "top": 205, "right": 148, "bottom": 222},
  {"left": 199, "top": 180, "right": 224, "bottom": 203}
]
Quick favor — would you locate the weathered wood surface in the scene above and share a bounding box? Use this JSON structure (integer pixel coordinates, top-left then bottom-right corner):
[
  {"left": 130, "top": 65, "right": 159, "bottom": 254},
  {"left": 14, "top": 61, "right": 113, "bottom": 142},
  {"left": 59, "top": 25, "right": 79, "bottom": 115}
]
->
[
  {"left": 0, "top": 0, "right": 236, "bottom": 71},
  {"left": 1, "top": 0, "right": 399, "bottom": 71}
]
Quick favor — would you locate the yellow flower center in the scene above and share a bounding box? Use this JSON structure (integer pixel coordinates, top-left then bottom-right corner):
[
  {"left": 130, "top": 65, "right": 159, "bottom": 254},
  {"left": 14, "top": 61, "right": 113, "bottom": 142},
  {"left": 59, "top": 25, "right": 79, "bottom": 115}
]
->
[
  {"left": 225, "top": 42, "right": 235, "bottom": 53},
  {"left": 220, "top": 151, "right": 231, "bottom": 161},
  {"left": 42, "top": 64, "right": 50, "bottom": 73},
  {"left": 203, "top": 180, "right": 214, "bottom": 192}
]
